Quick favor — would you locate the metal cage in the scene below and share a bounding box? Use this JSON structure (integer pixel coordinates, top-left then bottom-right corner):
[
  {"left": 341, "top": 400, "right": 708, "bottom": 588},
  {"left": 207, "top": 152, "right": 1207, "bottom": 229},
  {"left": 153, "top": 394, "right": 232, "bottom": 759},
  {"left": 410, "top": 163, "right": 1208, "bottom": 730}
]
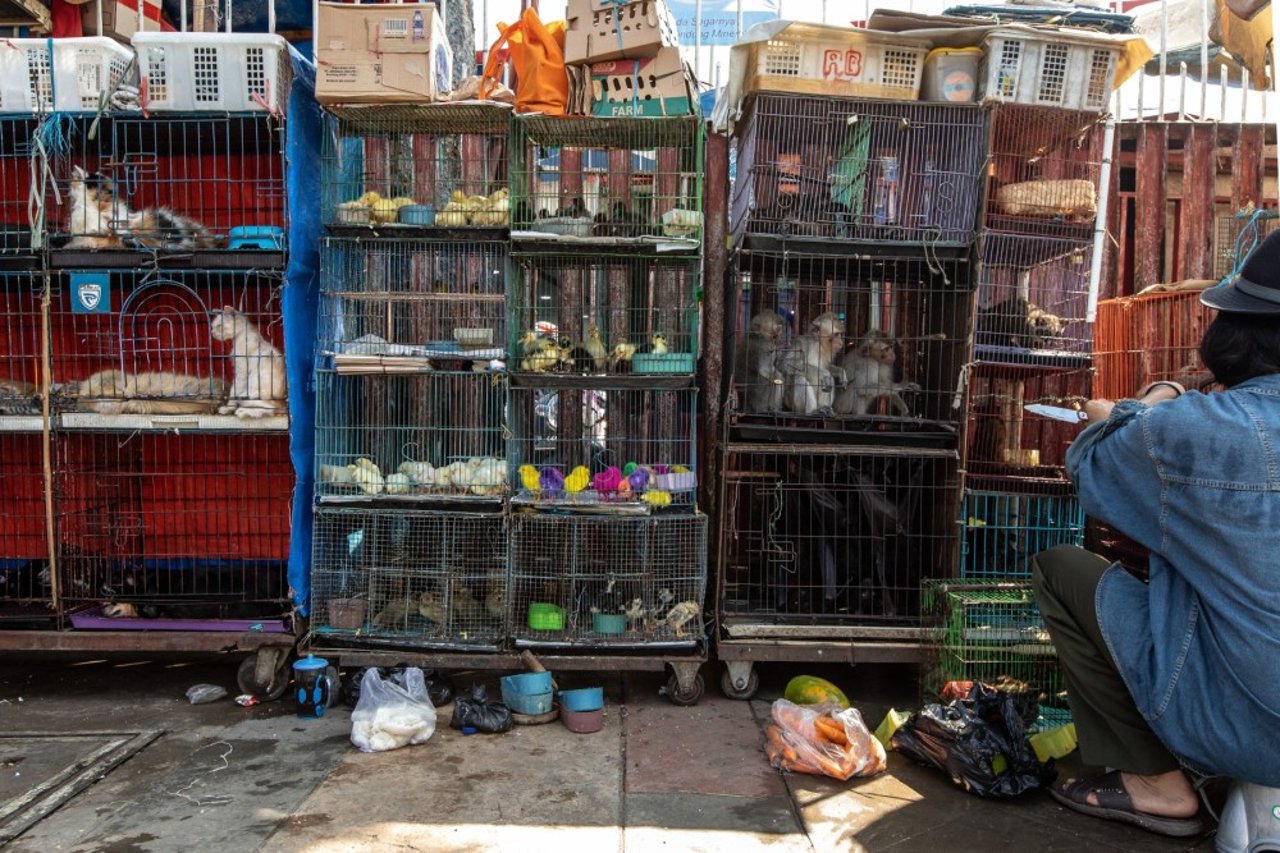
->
[
  {"left": 49, "top": 268, "right": 288, "bottom": 431},
  {"left": 964, "top": 363, "right": 1091, "bottom": 493},
  {"left": 510, "top": 115, "right": 703, "bottom": 243},
  {"left": 0, "top": 270, "right": 45, "bottom": 423},
  {"left": 959, "top": 490, "right": 1085, "bottom": 579},
  {"left": 1092, "top": 290, "right": 1217, "bottom": 401},
  {"left": 508, "top": 511, "right": 707, "bottom": 648},
  {"left": 922, "top": 580, "right": 1070, "bottom": 729},
  {"left": 727, "top": 251, "right": 972, "bottom": 442},
  {"left": 985, "top": 104, "right": 1105, "bottom": 241},
  {"left": 507, "top": 385, "right": 697, "bottom": 508},
  {"left": 508, "top": 252, "right": 700, "bottom": 380},
  {"left": 0, "top": 117, "right": 39, "bottom": 254},
  {"left": 53, "top": 431, "right": 293, "bottom": 620},
  {"left": 314, "top": 370, "right": 507, "bottom": 505},
  {"left": 321, "top": 104, "right": 511, "bottom": 233},
  {"left": 319, "top": 237, "right": 508, "bottom": 368},
  {"left": 45, "top": 114, "right": 287, "bottom": 261},
  {"left": 731, "top": 94, "right": 987, "bottom": 249},
  {"left": 0, "top": 433, "right": 52, "bottom": 623},
  {"left": 718, "top": 445, "right": 961, "bottom": 627},
  {"left": 974, "top": 232, "right": 1094, "bottom": 365},
  {"left": 310, "top": 507, "right": 508, "bottom": 650}
]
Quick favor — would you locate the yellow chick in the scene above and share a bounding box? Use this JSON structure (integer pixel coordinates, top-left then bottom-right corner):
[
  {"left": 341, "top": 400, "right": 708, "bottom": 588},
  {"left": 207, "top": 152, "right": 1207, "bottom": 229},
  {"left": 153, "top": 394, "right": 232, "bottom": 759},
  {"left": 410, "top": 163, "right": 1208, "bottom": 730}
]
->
[
  {"left": 651, "top": 333, "right": 669, "bottom": 356},
  {"left": 519, "top": 464, "right": 541, "bottom": 493},
  {"left": 585, "top": 324, "right": 608, "bottom": 372},
  {"left": 643, "top": 490, "right": 672, "bottom": 507},
  {"left": 564, "top": 465, "right": 590, "bottom": 495},
  {"left": 609, "top": 341, "right": 637, "bottom": 372}
]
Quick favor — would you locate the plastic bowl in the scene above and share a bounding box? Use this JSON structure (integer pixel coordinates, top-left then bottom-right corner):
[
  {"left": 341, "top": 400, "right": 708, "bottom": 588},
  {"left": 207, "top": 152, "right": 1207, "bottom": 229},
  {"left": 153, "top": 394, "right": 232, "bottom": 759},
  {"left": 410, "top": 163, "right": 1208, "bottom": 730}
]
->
[
  {"left": 500, "top": 670, "right": 553, "bottom": 697},
  {"left": 558, "top": 687, "right": 604, "bottom": 712},
  {"left": 505, "top": 690, "right": 554, "bottom": 716},
  {"left": 561, "top": 706, "right": 604, "bottom": 734},
  {"left": 527, "top": 602, "right": 565, "bottom": 631},
  {"left": 399, "top": 204, "right": 436, "bottom": 225},
  {"left": 632, "top": 353, "right": 695, "bottom": 374},
  {"left": 592, "top": 612, "right": 627, "bottom": 635},
  {"left": 454, "top": 327, "right": 494, "bottom": 348},
  {"left": 227, "top": 225, "right": 285, "bottom": 250}
]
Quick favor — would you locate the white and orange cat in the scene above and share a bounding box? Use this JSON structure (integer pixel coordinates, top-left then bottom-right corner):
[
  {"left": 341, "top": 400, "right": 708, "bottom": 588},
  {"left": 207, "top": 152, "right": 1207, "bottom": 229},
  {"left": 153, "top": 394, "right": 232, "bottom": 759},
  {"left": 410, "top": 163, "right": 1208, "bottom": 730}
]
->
[
  {"left": 66, "top": 166, "right": 219, "bottom": 251},
  {"left": 61, "top": 369, "right": 230, "bottom": 414},
  {"left": 210, "top": 307, "right": 287, "bottom": 419}
]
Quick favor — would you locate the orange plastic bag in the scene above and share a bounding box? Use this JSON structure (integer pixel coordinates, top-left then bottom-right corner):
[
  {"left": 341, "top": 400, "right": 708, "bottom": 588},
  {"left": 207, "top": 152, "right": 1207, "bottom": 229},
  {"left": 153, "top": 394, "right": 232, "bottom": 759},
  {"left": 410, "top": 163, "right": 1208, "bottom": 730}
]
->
[
  {"left": 480, "top": 8, "right": 568, "bottom": 115},
  {"left": 764, "top": 699, "right": 887, "bottom": 781}
]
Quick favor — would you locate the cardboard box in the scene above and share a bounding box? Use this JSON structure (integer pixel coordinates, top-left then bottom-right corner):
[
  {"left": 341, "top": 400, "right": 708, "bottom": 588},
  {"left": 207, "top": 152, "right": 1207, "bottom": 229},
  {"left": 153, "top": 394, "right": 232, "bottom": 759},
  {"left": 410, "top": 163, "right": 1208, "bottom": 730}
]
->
[
  {"left": 315, "top": 1, "right": 453, "bottom": 105},
  {"left": 564, "top": 0, "right": 678, "bottom": 64},
  {"left": 586, "top": 47, "right": 696, "bottom": 117},
  {"left": 81, "top": 0, "right": 164, "bottom": 42}
]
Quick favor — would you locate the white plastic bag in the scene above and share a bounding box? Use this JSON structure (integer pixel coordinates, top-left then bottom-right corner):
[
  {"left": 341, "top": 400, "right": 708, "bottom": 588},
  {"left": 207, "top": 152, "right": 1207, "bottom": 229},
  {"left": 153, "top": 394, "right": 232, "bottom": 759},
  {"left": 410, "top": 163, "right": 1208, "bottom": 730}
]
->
[{"left": 350, "top": 666, "right": 437, "bottom": 753}]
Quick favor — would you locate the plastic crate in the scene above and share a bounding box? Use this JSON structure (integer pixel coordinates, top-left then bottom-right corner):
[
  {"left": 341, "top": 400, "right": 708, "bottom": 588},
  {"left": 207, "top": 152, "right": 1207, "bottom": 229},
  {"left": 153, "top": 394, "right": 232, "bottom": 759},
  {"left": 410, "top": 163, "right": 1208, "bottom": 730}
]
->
[
  {"left": 0, "top": 37, "right": 134, "bottom": 113},
  {"left": 979, "top": 30, "right": 1122, "bottom": 112},
  {"left": 739, "top": 23, "right": 927, "bottom": 102},
  {"left": 133, "top": 33, "right": 291, "bottom": 113}
]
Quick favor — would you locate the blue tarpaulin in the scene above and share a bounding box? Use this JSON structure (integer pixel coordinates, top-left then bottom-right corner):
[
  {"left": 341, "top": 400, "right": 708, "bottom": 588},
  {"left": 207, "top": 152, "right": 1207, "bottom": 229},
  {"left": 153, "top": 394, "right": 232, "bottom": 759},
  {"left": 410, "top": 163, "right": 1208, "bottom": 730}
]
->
[{"left": 282, "top": 48, "right": 322, "bottom": 616}]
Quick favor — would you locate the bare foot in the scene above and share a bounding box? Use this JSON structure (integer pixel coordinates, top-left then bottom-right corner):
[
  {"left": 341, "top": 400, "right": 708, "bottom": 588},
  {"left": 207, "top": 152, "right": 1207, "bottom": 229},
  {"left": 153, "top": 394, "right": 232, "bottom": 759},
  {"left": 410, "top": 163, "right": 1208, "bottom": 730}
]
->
[{"left": 1077, "top": 769, "right": 1198, "bottom": 818}]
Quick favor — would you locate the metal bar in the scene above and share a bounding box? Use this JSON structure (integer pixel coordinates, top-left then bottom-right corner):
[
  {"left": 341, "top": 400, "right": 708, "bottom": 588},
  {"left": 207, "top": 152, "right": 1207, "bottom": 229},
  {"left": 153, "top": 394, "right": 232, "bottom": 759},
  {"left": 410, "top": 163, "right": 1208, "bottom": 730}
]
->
[
  {"left": 1087, "top": 105, "right": 1117, "bottom": 322},
  {"left": 312, "top": 648, "right": 704, "bottom": 671},
  {"left": 715, "top": 639, "right": 926, "bottom": 664},
  {"left": 0, "top": 630, "right": 295, "bottom": 652}
]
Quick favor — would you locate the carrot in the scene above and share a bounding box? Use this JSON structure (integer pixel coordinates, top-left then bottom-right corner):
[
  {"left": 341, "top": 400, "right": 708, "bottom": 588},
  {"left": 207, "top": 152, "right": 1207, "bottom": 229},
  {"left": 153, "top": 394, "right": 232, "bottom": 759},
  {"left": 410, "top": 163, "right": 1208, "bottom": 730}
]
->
[
  {"left": 765, "top": 725, "right": 798, "bottom": 764},
  {"left": 814, "top": 716, "right": 849, "bottom": 746}
]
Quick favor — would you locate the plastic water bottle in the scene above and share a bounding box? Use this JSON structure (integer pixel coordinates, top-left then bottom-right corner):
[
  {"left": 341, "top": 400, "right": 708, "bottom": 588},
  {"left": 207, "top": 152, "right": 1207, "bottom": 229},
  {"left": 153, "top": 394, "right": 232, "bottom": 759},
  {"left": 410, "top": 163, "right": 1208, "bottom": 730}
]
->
[{"left": 412, "top": 9, "right": 425, "bottom": 42}]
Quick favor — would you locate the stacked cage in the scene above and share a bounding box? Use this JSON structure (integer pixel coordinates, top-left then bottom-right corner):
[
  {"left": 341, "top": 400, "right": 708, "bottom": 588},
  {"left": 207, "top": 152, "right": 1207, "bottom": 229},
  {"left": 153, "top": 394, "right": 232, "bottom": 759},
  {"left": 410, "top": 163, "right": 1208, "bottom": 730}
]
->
[
  {"left": 717, "top": 93, "right": 987, "bottom": 697},
  {"left": 505, "top": 115, "right": 708, "bottom": 678},
  {"left": 310, "top": 104, "right": 512, "bottom": 651}
]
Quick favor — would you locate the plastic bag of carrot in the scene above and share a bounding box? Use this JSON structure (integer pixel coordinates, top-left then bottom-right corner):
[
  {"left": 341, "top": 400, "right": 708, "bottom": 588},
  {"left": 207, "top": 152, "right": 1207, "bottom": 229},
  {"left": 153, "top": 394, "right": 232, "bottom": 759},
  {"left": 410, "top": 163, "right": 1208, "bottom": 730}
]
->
[{"left": 764, "top": 698, "right": 887, "bottom": 780}]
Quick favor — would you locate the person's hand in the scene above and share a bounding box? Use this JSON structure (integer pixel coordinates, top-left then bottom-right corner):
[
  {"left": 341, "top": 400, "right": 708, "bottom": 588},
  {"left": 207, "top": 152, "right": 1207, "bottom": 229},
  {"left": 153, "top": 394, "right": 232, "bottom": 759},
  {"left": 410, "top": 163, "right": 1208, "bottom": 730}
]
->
[{"left": 1085, "top": 398, "right": 1115, "bottom": 422}]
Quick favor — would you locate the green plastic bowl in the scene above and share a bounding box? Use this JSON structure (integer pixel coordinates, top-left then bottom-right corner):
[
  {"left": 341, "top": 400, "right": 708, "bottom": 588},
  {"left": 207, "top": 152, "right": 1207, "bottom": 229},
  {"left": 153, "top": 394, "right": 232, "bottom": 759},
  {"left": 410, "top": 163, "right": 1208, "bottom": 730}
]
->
[
  {"left": 528, "top": 602, "right": 565, "bottom": 631},
  {"left": 632, "top": 352, "right": 694, "bottom": 374}
]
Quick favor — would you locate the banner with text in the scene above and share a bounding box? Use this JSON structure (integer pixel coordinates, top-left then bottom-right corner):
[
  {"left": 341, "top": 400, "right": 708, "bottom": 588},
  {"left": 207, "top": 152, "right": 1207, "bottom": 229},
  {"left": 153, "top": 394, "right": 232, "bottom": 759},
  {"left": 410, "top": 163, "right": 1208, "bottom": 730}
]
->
[{"left": 666, "top": 0, "right": 778, "bottom": 46}]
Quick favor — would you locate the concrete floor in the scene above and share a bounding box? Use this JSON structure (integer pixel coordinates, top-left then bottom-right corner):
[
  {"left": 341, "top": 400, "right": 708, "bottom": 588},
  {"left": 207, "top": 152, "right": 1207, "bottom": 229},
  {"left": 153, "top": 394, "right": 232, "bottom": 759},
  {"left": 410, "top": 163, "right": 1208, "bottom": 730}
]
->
[{"left": 0, "top": 655, "right": 1215, "bottom": 852}]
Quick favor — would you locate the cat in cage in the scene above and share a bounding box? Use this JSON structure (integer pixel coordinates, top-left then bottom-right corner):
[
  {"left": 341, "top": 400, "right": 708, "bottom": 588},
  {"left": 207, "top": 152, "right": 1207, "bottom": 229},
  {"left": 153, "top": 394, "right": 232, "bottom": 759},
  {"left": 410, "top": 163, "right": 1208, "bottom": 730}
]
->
[{"left": 65, "top": 166, "right": 219, "bottom": 251}]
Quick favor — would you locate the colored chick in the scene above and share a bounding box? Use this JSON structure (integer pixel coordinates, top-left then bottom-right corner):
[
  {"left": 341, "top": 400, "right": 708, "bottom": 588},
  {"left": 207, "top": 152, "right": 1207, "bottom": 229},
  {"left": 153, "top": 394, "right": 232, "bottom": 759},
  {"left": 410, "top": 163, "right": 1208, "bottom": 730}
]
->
[
  {"left": 643, "top": 489, "right": 672, "bottom": 507},
  {"left": 519, "top": 464, "right": 542, "bottom": 493},
  {"left": 564, "top": 465, "right": 591, "bottom": 495}
]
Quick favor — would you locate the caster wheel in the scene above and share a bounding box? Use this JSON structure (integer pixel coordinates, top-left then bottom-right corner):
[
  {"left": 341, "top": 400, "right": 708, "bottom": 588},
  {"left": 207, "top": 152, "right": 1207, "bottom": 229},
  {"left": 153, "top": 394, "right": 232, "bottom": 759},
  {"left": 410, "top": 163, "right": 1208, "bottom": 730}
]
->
[
  {"left": 720, "top": 668, "right": 759, "bottom": 700},
  {"left": 666, "top": 672, "right": 704, "bottom": 706},
  {"left": 237, "top": 651, "right": 290, "bottom": 701}
]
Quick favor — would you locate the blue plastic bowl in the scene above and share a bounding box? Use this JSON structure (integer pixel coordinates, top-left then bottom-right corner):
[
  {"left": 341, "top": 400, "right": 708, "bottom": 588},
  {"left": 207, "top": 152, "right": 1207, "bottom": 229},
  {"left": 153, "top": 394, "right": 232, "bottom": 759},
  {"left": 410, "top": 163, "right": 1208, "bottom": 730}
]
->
[
  {"left": 500, "top": 671, "right": 553, "bottom": 698},
  {"left": 398, "top": 204, "right": 436, "bottom": 225},
  {"left": 227, "top": 225, "right": 285, "bottom": 250},
  {"left": 558, "top": 687, "right": 604, "bottom": 712},
  {"left": 505, "top": 690, "right": 554, "bottom": 716}
]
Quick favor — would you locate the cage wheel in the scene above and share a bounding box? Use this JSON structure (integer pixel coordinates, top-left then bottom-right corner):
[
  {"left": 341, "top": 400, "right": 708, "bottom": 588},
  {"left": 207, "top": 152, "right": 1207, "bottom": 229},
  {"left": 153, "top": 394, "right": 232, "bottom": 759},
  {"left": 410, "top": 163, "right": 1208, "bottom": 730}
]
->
[
  {"left": 666, "top": 672, "right": 704, "bottom": 706},
  {"left": 720, "top": 667, "right": 759, "bottom": 701},
  {"left": 237, "top": 651, "right": 289, "bottom": 701}
]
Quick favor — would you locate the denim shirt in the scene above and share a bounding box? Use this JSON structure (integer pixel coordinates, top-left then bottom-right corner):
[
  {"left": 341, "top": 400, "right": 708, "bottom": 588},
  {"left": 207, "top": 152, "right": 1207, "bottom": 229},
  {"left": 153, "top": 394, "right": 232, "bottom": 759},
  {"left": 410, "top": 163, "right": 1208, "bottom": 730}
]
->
[{"left": 1066, "top": 373, "right": 1280, "bottom": 785}]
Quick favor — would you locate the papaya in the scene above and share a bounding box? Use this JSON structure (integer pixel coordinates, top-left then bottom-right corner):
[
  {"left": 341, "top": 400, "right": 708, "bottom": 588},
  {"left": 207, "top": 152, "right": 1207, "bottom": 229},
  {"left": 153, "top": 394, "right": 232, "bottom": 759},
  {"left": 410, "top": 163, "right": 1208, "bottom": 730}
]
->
[{"left": 784, "top": 675, "right": 851, "bottom": 709}]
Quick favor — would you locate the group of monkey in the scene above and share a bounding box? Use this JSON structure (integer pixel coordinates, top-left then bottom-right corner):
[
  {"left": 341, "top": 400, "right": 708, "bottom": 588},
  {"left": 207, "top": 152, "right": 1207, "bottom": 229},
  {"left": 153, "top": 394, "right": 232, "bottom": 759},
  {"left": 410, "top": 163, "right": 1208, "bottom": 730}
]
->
[{"left": 734, "top": 310, "right": 919, "bottom": 417}]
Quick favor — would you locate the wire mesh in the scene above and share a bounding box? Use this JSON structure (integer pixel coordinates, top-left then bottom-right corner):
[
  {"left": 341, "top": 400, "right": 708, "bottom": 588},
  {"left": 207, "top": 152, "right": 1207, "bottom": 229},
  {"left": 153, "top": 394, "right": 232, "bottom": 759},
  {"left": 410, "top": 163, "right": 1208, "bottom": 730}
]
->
[
  {"left": 731, "top": 95, "right": 987, "bottom": 248},
  {"left": 321, "top": 104, "right": 511, "bottom": 231},
  {"left": 727, "top": 251, "right": 972, "bottom": 439},
  {"left": 0, "top": 117, "right": 38, "bottom": 254},
  {"left": 319, "top": 237, "right": 508, "bottom": 368},
  {"left": 0, "top": 270, "right": 44, "bottom": 419},
  {"left": 49, "top": 269, "right": 287, "bottom": 423},
  {"left": 53, "top": 431, "right": 292, "bottom": 619},
  {"left": 960, "top": 490, "right": 1084, "bottom": 579},
  {"left": 985, "top": 104, "right": 1105, "bottom": 241},
  {"left": 1214, "top": 210, "right": 1279, "bottom": 280},
  {"left": 974, "top": 232, "right": 1093, "bottom": 365},
  {"left": 507, "top": 386, "right": 697, "bottom": 508},
  {"left": 48, "top": 114, "right": 287, "bottom": 254},
  {"left": 922, "top": 580, "right": 1070, "bottom": 728},
  {"left": 310, "top": 507, "right": 508, "bottom": 649},
  {"left": 314, "top": 370, "right": 507, "bottom": 504},
  {"left": 964, "top": 363, "right": 1091, "bottom": 494},
  {"left": 510, "top": 115, "right": 703, "bottom": 241},
  {"left": 508, "top": 511, "right": 707, "bottom": 647},
  {"left": 509, "top": 252, "right": 699, "bottom": 379},
  {"left": 0, "top": 434, "right": 52, "bottom": 621},
  {"left": 718, "top": 446, "right": 960, "bottom": 625},
  {"left": 1092, "top": 290, "right": 1216, "bottom": 400}
]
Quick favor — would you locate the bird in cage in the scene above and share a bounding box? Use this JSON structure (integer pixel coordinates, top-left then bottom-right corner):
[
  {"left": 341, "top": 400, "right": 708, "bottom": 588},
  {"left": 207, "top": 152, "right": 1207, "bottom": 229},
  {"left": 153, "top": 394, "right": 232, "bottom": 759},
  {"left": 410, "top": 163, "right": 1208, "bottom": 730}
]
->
[
  {"left": 648, "top": 333, "right": 669, "bottom": 356},
  {"left": 518, "top": 330, "right": 557, "bottom": 373},
  {"left": 662, "top": 601, "right": 702, "bottom": 638},
  {"left": 398, "top": 460, "right": 437, "bottom": 489},
  {"left": 66, "top": 166, "right": 219, "bottom": 251},
  {"left": 608, "top": 341, "right": 637, "bottom": 373},
  {"left": 564, "top": 465, "right": 591, "bottom": 497},
  {"left": 834, "top": 330, "right": 920, "bottom": 417},
  {"left": 585, "top": 324, "right": 609, "bottom": 372},
  {"left": 210, "top": 308, "right": 287, "bottom": 418},
  {"left": 416, "top": 590, "right": 447, "bottom": 626},
  {"left": 349, "top": 458, "right": 385, "bottom": 495}
]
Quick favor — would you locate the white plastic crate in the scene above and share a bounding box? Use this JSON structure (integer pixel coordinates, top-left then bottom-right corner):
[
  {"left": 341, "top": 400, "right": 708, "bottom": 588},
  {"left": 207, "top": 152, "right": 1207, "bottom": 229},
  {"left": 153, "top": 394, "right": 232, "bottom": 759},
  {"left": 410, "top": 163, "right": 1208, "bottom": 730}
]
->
[
  {"left": 979, "top": 30, "right": 1123, "bottom": 112},
  {"left": 0, "top": 37, "right": 134, "bottom": 113},
  {"left": 133, "top": 33, "right": 291, "bottom": 113}
]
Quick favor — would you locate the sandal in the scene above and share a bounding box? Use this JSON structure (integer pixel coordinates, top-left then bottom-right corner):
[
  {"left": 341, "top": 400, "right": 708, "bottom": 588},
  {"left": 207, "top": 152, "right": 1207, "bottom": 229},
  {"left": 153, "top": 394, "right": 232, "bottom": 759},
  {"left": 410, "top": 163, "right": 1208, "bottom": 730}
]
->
[{"left": 1048, "top": 770, "right": 1207, "bottom": 838}]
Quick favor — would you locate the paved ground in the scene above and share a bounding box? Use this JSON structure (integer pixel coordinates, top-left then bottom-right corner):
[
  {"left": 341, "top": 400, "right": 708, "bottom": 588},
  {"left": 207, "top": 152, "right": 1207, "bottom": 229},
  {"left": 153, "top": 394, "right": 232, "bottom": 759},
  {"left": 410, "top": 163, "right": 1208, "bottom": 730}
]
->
[{"left": 0, "top": 655, "right": 1216, "bottom": 852}]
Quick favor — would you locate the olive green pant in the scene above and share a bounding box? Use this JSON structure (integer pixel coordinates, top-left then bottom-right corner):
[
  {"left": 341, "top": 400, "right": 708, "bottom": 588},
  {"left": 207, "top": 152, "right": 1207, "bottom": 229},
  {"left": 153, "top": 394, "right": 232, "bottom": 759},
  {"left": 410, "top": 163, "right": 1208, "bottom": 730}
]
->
[{"left": 1030, "top": 545, "right": 1181, "bottom": 775}]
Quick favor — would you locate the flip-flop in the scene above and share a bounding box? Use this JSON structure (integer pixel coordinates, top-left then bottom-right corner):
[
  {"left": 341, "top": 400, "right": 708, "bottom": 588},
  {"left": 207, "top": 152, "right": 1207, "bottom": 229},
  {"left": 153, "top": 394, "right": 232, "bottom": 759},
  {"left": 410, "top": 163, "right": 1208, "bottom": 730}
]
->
[{"left": 1048, "top": 770, "right": 1207, "bottom": 838}]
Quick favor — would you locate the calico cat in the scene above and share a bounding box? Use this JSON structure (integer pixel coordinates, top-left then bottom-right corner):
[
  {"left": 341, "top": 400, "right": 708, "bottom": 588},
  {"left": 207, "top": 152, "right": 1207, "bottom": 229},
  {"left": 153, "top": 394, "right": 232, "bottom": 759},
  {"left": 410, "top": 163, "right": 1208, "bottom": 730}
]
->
[
  {"left": 59, "top": 369, "right": 230, "bottom": 415},
  {"left": 209, "top": 307, "right": 287, "bottom": 419},
  {"left": 0, "top": 378, "right": 40, "bottom": 415},
  {"left": 66, "top": 166, "right": 219, "bottom": 251},
  {"left": 975, "top": 295, "right": 1067, "bottom": 351}
]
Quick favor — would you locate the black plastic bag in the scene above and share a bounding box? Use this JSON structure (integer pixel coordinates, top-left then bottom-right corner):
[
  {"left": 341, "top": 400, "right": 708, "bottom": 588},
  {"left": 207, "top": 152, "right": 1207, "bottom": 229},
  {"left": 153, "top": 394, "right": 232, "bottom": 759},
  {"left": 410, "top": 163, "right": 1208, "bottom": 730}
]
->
[
  {"left": 892, "top": 682, "right": 1056, "bottom": 798},
  {"left": 343, "top": 666, "right": 453, "bottom": 709},
  {"left": 449, "top": 684, "right": 514, "bottom": 734}
]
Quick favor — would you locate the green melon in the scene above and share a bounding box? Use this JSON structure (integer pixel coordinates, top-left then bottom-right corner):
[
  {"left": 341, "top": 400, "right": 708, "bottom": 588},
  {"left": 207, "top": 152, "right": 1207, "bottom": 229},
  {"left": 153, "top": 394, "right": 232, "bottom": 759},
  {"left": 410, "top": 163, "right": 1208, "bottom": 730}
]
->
[{"left": 784, "top": 675, "right": 851, "bottom": 709}]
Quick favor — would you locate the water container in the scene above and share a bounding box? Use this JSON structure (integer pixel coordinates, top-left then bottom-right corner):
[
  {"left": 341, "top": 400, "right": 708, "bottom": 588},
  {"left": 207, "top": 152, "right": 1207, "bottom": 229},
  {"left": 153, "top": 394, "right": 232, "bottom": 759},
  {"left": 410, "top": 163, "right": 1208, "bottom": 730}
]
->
[{"left": 921, "top": 47, "right": 981, "bottom": 103}]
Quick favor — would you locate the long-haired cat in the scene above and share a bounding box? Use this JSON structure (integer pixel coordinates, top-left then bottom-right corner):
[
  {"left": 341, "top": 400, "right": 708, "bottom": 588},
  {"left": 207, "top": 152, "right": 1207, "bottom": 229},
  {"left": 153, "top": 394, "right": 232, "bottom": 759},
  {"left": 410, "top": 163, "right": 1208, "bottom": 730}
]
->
[
  {"left": 59, "top": 369, "right": 229, "bottom": 414},
  {"left": 210, "top": 307, "right": 287, "bottom": 419},
  {"left": 0, "top": 378, "right": 40, "bottom": 415},
  {"left": 66, "top": 166, "right": 218, "bottom": 251}
]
